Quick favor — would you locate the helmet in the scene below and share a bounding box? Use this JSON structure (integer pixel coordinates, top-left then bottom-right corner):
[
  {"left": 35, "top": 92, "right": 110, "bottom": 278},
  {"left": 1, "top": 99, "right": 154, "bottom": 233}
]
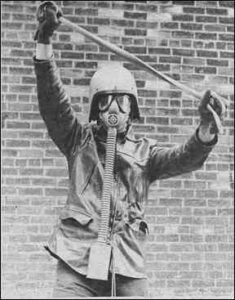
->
[{"left": 88, "top": 64, "right": 140, "bottom": 122}]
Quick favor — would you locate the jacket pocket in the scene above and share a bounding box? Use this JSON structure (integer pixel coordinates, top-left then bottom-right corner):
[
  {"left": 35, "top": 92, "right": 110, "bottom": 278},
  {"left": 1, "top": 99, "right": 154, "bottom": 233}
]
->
[
  {"left": 59, "top": 206, "right": 93, "bottom": 226},
  {"left": 59, "top": 206, "right": 95, "bottom": 240}
]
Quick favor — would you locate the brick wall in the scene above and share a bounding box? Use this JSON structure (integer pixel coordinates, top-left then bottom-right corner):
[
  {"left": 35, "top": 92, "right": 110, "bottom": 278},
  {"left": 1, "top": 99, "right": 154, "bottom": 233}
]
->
[{"left": 1, "top": 1, "right": 234, "bottom": 298}]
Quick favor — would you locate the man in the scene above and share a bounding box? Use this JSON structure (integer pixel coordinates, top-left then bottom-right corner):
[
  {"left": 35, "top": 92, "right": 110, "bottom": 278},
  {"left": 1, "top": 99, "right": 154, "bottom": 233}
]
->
[{"left": 33, "top": 2, "right": 226, "bottom": 298}]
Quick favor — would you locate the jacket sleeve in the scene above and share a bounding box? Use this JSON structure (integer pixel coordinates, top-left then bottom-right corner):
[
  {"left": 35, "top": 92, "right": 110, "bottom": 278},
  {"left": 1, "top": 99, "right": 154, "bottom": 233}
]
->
[
  {"left": 34, "top": 57, "right": 84, "bottom": 157},
  {"left": 147, "top": 129, "right": 217, "bottom": 183}
]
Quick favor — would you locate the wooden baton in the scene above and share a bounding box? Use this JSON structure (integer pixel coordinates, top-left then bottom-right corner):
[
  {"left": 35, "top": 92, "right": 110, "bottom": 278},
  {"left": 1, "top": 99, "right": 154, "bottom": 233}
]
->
[{"left": 60, "top": 17, "right": 226, "bottom": 133}]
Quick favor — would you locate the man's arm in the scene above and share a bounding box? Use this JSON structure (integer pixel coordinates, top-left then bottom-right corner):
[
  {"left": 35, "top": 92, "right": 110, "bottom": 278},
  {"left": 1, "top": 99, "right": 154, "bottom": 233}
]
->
[
  {"left": 34, "top": 55, "right": 83, "bottom": 157},
  {"left": 147, "top": 128, "right": 217, "bottom": 182},
  {"left": 147, "top": 89, "right": 226, "bottom": 182},
  {"left": 34, "top": 2, "right": 83, "bottom": 157}
]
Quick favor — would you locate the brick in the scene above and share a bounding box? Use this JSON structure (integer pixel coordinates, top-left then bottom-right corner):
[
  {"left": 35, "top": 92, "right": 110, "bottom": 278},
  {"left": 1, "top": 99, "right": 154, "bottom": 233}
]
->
[
  {"left": 53, "top": 43, "right": 73, "bottom": 51},
  {"left": 172, "top": 31, "right": 194, "bottom": 39},
  {"left": 219, "top": 17, "right": 234, "bottom": 24},
  {"left": 205, "top": 24, "right": 226, "bottom": 32},
  {"left": 195, "top": 66, "right": 217, "bottom": 74},
  {"left": 124, "top": 29, "right": 147, "bottom": 36},
  {"left": 183, "top": 7, "right": 205, "bottom": 14},
  {"left": 19, "top": 169, "right": 43, "bottom": 176},
  {"left": 2, "top": 4, "right": 23, "bottom": 12},
  {"left": 193, "top": 208, "right": 216, "bottom": 216},
  {"left": 227, "top": 25, "right": 234, "bottom": 32},
  {"left": 180, "top": 23, "right": 203, "bottom": 31},
  {"left": 7, "top": 121, "right": 30, "bottom": 129},
  {"left": 219, "top": 1, "right": 234, "bottom": 7},
  {"left": 20, "top": 113, "right": 41, "bottom": 120},
  {"left": 2, "top": 22, "right": 23, "bottom": 30},
  {"left": 148, "top": 47, "right": 170, "bottom": 55},
  {"left": 171, "top": 118, "right": 193, "bottom": 126},
  {"left": 9, "top": 67, "right": 33, "bottom": 75},
  {"left": 184, "top": 199, "right": 206, "bottom": 206},
  {"left": 170, "top": 243, "right": 193, "bottom": 252},
  {"left": 172, "top": 0, "right": 194, "bottom": 5},
  {"left": 196, "top": 16, "right": 217, "bottom": 23},
  {"left": 159, "top": 56, "right": 182, "bottom": 64},
  {"left": 161, "top": 22, "right": 178, "bottom": 29},
  {"left": 206, "top": 8, "right": 228, "bottom": 15},
  {"left": 45, "top": 169, "right": 68, "bottom": 177},
  {"left": 2, "top": 58, "right": 22, "bottom": 66},
  {"left": 2, "top": 40, "right": 22, "bottom": 48},
  {"left": 6, "top": 140, "right": 30, "bottom": 148},
  {"left": 18, "top": 188, "right": 43, "bottom": 196},
  {"left": 111, "top": 19, "right": 134, "bottom": 27},
  {"left": 172, "top": 49, "right": 195, "bottom": 57},
  {"left": 218, "top": 67, "right": 234, "bottom": 76},
  {"left": 182, "top": 217, "right": 204, "bottom": 225},
  {"left": 207, "top": 59, "right": 228, "bottom": 66},
  {"left": 112, "top": 2, "right": 134, "bottom": 10},
  {"left": 61, "top": 52, "right": 84, "bottom": 60},
  {"left": 75, "top": 61, "right": 97, "bottom": 69},
  {"left": 195, "top": 32, "right": 217, "bottom": 40},
  {"left": 172, "top": 15, "right": 194, "bottom": 22},
  {"left": 45, "top": 188, "right": 68, "bottom": 196},
  {"left": 124, "top": 11, "right": 146, "bottom": 20},
  {"left": 12, "top": 14, "right": 35, "bottom": 22},
  {"left": 10, "top": 49, "right": 34, "bottom": 57},
  {"left": 2, "top": 75, "right": 21, "bottom": 84},
  {"left": 218, "top": 33, "right": 234, "bottom": 41},
  {"left": 217, "top": 280, "right": 234, "bottom": 287},
  {"left": 196, "top": 50, "right": 218, "bottom": 57},
  {"left": 159, "top": 198, "right": 182, "bottom": 206},
  {"left": 86, "top": 53, "right": 109, "bottom": 60},
  {"left": 146, "top": 117, "right": 169, "bottom": 125},
  {"left": 136, "top": 4, "right": 158, "bottom": 12},
  {"left": 169, "top": 207, "right": 192, "bottom": 216},
  {"left": 29, "top": 235, "right": 48, "bottom": 243},
  {"left": 220, "top": 190, "right": 234, "bottom": 198},
  {"left": 192, "top": 280, "right": 215, "bottom": 287},
  {"left": 74, "top": 8, "right": 98, "bottom": 16},
  {"left": 94, "top": 17, "right": 110, "bottom": 26},
  {"left": 28, "top": 159, "right": 41, "bottom": 167},
  {"left": 18, "top": 149, "right": 43, "bottom": 158},
  {"left": 1, "top": 12, "right": 11, "bottom": 20},
  {"left": 9, "top": 85, "right": 34, "bottom": 94}
]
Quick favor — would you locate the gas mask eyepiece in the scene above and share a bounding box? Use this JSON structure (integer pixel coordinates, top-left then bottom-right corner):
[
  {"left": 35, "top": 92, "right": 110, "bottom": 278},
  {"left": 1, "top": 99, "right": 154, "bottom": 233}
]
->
[{"left": 98, "top": 94, "right": 131, "bottom": 114}]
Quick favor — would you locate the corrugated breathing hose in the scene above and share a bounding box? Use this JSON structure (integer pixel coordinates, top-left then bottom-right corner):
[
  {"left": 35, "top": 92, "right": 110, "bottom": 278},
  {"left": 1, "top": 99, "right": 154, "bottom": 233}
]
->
[{"left": 87, "top": 114, "right": 119, "bottom": 284}]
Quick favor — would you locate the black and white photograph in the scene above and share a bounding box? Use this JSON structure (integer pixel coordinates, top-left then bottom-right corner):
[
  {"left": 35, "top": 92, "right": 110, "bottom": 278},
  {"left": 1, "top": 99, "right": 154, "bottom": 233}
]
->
[{"left": 1, "top": 1, "right": 234, "bottom": 299}]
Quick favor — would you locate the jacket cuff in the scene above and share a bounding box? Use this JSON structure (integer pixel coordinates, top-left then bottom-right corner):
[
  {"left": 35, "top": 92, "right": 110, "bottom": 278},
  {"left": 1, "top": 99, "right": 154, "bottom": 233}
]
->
[{"left": 33, "top": 55, "right": 57, "bottom": 76}]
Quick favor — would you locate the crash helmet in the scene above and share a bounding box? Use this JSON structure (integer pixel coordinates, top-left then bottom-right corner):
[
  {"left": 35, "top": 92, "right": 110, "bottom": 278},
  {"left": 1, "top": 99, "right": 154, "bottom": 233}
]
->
[{"left": 88, "top": 64, "right": 140, "bottom": 122}]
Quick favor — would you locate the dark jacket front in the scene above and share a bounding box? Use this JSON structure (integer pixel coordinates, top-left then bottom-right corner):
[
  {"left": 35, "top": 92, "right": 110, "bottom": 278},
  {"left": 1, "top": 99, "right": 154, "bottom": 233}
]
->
[{"left": 34, "top": 58, "right": 217, "bottom": 278}]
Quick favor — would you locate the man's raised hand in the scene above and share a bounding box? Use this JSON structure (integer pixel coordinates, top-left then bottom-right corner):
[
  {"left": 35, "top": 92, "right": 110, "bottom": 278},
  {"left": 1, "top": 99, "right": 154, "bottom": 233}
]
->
[{"left": 34, "top": 1, "right": 63, "bottom": 44}]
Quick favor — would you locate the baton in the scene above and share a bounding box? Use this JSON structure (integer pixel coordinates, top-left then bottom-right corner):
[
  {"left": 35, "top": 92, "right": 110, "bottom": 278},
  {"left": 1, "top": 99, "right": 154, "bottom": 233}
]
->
[{"left": 60, "top": 17, "right": 226, "bottom": 133}]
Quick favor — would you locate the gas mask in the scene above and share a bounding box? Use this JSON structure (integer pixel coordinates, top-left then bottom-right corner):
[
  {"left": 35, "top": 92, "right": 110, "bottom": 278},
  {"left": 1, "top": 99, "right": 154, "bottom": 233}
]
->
[{"left": 98, "top": 94, "right": 131, "bottom": 134}]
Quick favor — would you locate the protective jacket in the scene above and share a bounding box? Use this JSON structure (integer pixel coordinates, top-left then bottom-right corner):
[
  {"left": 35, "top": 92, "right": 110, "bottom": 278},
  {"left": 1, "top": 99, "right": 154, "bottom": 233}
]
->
[{"left": 34, "top": 58, "right": 217, "bottom": 278}]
